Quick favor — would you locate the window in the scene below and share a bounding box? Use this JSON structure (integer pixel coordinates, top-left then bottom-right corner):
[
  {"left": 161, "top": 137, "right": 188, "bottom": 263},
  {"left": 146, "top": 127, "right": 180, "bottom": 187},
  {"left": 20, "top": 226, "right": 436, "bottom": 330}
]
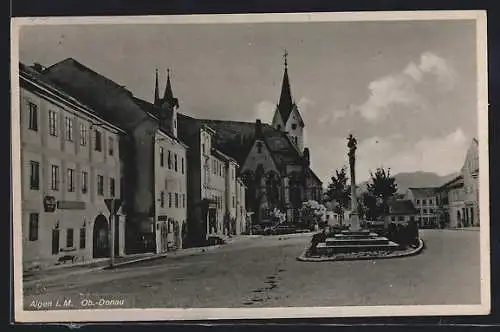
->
[
  {"left": 67, "top": 168, "right": 75, "bottom": 192},
  {"left": 291, "top": 123, "right": 297, "bottom": 130},
  {"left": 277, "top": 125, "right": 281, "bottom": 130},
  {"left": 159, "top": 147, "right": 164, "bottom": 167},
  {"left": 422, "top": 199, "right": 427, "bottom": 205},
  {"left": 391, "top": 216, "right": 396, "bottom": 221},
  {"left": 97, "top": 175, "right": 104, "bottom": 196},
  {"left": 429, "top": 199, "right": 433, "bottom": 205},
  {"left": 81, "top": 171, "right": 88, "bottom": 194},
  {"left": 429, "top": 208, "right": 434, "bottom": 214},
  {"left": 416, "top": 199, "right": 420, "bottom": 204},
  {"left": 66, "top": 228, "right": 74, "bottom": 248},
  {"left": 168, "top": 193, "right": 172, "bottom": 208},
  {"left": 174, "top": 154, "right": 178, "bottom": 172},
  {"left": 80, "top": 123, "right": 87, "bottom": 146},
  {"left": 181, "top": 158, "right": 185, "bottom": 174},
  {"left": 423, "top": 209, "right": 427, "bottom": 214},
  {"left": 398, "top": 216, "right": 405, "bottom": 222},
  {"left": 94, "top": 130, "right": 102, "bottom": 151},
  {"left": 202, "top": 143, "right": 205, "bottom": 154},
  {"left": 29, "top": 161, "right": 40, "bottom": 190},
  {"left": 160, "top": 191, "right": 165, "bottom": 208},
  {"left": 167, "top": 150, "right": 172, "bottom": 169},
  {"left": 65, "top": 117, "right": 73, "bottom": 141},
  {"left": 182, "top": 194, "right": 186, "bottom": 208},
  {"left": 28, "top": 213, "right": 39, "bottom": 241},
  {"left": 108, "top": 137, "right": 114, "bottom": 156},
  {"left": 28, "top": 102, "right": 38, "bottom": 131},
  {"left": 232, "top": 196, "right": 235, "bottom": 208},
  {"left": 51, "top": 165, "right": 60, "bottom": 191},
  {"left": 79, "top": 228, "right": 86, "bottom": 249},
  {"left": 48, "top": 110, "right": 58, "bottom": 136},
  {"left": 175, "top": 193, "right": 179, "bottom": 208},
  {"left": 257, "top": 141, "right": 263, "bottom": 153},
  {"left": 109, "top": 177, "right": 115, "bottom": 197}
]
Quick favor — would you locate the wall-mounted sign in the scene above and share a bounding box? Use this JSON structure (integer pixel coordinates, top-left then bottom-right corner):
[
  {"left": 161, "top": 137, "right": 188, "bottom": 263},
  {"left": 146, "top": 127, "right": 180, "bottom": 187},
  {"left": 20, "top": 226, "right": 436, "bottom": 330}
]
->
[
  {"left": 57, "top": 201, "right": 86, "bottom": 210},
  {"left": 43, "top": 196, "right": 57, "bottom": 212}
]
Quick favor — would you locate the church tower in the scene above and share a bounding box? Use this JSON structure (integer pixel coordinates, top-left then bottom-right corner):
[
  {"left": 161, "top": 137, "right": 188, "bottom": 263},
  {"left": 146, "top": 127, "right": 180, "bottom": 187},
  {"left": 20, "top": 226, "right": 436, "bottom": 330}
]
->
[
  {"left": 154, "top": 68, "right": 179, "bottom": 138},
  {"left": 271, "top": 50, "right": 305, "bottom": 153}
]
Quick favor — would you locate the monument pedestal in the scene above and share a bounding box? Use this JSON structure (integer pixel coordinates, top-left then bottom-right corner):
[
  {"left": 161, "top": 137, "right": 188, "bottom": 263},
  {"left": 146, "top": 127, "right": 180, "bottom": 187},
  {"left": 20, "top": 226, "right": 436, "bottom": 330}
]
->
[{"left": 349, "top": 212, "right": 361, "bottom": 232}]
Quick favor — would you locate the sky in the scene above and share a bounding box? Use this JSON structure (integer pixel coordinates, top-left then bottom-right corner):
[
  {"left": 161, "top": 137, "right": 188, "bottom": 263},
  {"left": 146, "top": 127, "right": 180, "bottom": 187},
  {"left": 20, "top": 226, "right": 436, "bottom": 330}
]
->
[{"left": 18, "top": 18, "right": 478, "bottom": 184}]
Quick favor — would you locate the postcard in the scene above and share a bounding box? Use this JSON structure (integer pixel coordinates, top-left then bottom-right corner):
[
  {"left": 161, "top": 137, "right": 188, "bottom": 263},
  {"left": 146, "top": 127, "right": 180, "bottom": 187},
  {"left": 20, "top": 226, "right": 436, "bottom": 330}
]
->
[{"left": 11, "top": 10, "right": 489, "bottom": 322}]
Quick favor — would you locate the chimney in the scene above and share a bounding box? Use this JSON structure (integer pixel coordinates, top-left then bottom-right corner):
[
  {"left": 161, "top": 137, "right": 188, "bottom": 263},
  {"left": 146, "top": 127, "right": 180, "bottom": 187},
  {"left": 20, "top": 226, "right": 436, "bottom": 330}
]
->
[{"left": 255, "top": 119, "right": 262, "bottom": 138}]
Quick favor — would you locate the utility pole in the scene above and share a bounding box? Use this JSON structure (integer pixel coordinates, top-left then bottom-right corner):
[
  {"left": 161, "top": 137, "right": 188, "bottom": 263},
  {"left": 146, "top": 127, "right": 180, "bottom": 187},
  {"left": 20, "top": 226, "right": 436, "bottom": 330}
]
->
[
  {"left": 110, "top": 199, "right": 116, "bottom": 268},
  {"left": 105, "top": 198, "right": 121, "bottom": 268}
]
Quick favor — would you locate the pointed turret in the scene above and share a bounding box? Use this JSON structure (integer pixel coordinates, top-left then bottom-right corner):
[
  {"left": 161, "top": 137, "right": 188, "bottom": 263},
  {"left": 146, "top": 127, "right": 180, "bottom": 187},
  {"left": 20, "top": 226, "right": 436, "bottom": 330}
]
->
[
  {"left": 163, "top": 68, "right": 179, "bottom": 109},
  {"left": 154, "top": 68, "right": 160, "bottom": 106},
  {"left": 277, "top": 50, "right": 294, "bottom": 123}
]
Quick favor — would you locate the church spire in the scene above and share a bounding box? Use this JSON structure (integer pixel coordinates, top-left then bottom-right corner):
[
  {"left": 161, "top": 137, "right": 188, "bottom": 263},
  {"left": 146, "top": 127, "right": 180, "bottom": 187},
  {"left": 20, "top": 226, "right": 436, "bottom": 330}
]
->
[
  {"left": 154, "top": 68, "right": 160, "bottom": 106},
  {"left": 277, "top": 49, "right": 294, "bottom": 123},
  {"left": 163, "top": 68, "right": 179, "bottom": 109}
]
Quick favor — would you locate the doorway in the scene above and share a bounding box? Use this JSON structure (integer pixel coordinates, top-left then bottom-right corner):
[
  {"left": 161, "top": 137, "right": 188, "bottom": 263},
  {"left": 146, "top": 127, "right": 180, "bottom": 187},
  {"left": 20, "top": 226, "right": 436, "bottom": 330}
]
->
[{"left": 93, "top": 214, "right": 109, "bottom": 258}]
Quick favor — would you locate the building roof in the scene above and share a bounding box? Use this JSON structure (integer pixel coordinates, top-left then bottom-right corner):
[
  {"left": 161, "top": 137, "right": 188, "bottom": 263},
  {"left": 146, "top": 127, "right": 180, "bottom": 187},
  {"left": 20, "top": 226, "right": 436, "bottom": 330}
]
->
[
  {"left": 41, "top": 58, "right": 151, "bottom": 133},
  {"left": 407, "top": 187, "right": 438, "bottom": 197},
  {"left": 437, "top": 174, "right": 464, "bottom": 192},
  {"left": 388, "top": 200, "right": 418, "bottom": 215},
  {"left": 19, "top": 62, "right": 126, "bottom": 134}
]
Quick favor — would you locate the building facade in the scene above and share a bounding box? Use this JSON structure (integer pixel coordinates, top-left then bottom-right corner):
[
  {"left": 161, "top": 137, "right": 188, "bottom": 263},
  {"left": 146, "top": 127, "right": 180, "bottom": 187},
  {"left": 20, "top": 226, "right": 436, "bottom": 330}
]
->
[
  {"left": 20, "top": 62, "right": 125, "bottom": 271},
  {"left": 461, "top": 138, "right": 479, "bottom": 227},
  {"left": 437, "top": 175, "right": 465, "bottom": 228},
  {"left": 41, "top": 59, "right": 189, "bottom": 254},
  {"left": 386, "top": 200, "right": 418, "bottom": 225},
  {"left": 405, "top": 187, "right": 439, "bottom": 228}
]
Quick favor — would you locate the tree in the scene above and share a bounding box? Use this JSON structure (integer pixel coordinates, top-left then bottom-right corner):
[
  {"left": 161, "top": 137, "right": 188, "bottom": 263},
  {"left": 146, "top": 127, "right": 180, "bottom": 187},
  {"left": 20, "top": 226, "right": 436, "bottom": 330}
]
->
[
  {"left": 299, "top": 200, "right": 327, "bottom": 229},
  {"left": 325, "top": 167, "right": 351, "bottom": 224},
  {"left": 366, "top": 168, "right": 398, "bottom": 227}
]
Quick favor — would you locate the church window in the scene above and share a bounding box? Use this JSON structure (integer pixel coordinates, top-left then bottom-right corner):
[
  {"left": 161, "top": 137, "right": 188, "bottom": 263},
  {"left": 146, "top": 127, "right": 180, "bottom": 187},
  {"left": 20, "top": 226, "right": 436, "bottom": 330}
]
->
[
  {"left": 291, "top": 123, "right": 297, "bottom": 130},
  {"left": 257, "top": 142, "right": 263, "bottom": 153}
]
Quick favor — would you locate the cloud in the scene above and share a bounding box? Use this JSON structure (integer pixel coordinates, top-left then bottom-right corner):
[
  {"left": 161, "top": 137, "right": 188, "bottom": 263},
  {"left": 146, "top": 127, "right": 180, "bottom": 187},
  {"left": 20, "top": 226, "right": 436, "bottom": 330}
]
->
[
  {"left": 253, "top": 100, "right": 275, "bottom": 123},
  {"left": 353, "top": 128, "right": 468, "bottom": 181},
  {"left": 358, "top": 52, "right": 457, "bottom": 122}
]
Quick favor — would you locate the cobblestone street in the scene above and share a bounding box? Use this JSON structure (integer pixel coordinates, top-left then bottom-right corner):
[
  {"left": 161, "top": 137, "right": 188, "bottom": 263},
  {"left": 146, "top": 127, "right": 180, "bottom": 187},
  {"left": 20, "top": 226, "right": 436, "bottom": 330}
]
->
[{"left": 23, "top": 229, "right": 481, "bottom": 309}]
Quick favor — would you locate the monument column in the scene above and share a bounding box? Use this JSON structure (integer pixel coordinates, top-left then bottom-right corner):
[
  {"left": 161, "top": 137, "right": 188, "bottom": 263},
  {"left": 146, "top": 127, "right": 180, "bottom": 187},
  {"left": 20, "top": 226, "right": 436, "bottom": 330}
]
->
[{"left": 348, "top": 134, "right": 361, "bottom": 231}]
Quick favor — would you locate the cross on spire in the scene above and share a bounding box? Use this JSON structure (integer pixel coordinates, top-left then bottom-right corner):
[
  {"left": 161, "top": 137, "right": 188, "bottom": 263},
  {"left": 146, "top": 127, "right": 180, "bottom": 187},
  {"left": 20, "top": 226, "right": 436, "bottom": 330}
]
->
[{"left": 283, "top": 48, "right": 288, "bottom": 69}]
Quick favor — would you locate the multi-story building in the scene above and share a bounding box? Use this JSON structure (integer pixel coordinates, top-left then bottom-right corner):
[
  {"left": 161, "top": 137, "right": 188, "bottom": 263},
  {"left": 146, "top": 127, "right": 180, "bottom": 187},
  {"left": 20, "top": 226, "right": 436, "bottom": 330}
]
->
[
  {"left": 405, "top": 187, "right": 439, "bottom": 228},
  {"left": 19, "top": 62, "right": 125, "bottom": 271},
  {"left": 386, "top": 200, "right": 418, "bottom": 224},
  {"left": 461, "top": 138, "right": 479, "bottom": 226},
  {"left": 41, "top": 59, "right": 189, "bottom": 254},
  {"left": 437, "top": 175, "right": 465, "bottom": 228}
]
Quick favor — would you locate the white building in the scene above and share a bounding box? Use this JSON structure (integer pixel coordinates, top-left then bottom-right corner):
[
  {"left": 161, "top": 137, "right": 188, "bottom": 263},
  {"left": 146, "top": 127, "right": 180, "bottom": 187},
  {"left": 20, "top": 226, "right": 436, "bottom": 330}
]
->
[{"left": 20, "top": 62, "right": 126, "bottom": 271}]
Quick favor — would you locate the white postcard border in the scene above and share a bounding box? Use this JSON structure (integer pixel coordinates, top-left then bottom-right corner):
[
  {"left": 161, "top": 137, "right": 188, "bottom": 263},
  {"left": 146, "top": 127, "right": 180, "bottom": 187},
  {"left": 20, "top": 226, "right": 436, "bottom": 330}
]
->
[{"left": 11, "top": 10, "right": 490, "bottom": 323}]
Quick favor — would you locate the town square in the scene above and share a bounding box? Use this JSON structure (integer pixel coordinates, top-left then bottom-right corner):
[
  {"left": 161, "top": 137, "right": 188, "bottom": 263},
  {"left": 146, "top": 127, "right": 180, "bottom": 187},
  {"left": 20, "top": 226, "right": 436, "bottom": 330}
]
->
[{"left": 12, "top": 12, "right": 487, "bottom": 319}]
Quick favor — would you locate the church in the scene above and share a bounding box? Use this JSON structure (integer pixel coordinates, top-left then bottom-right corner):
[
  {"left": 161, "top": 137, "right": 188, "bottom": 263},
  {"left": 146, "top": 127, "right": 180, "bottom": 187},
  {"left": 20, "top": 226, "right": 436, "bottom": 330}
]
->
[{"left": 195, "top": 52, "right": 323, "bottom": 225}]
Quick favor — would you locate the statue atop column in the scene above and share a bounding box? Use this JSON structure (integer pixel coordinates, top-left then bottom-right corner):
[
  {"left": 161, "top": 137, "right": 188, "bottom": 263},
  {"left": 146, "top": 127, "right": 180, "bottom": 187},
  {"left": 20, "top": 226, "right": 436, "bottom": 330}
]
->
[{"left": 347, "top": 134, "right": 361, "bottom": 231}]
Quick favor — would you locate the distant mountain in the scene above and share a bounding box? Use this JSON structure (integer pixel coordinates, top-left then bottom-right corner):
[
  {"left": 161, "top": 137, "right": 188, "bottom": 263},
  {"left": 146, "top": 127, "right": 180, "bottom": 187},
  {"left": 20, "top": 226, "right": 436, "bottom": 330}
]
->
[{"left": 358, "top": 171, "right": 459, "bottom": 194}]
